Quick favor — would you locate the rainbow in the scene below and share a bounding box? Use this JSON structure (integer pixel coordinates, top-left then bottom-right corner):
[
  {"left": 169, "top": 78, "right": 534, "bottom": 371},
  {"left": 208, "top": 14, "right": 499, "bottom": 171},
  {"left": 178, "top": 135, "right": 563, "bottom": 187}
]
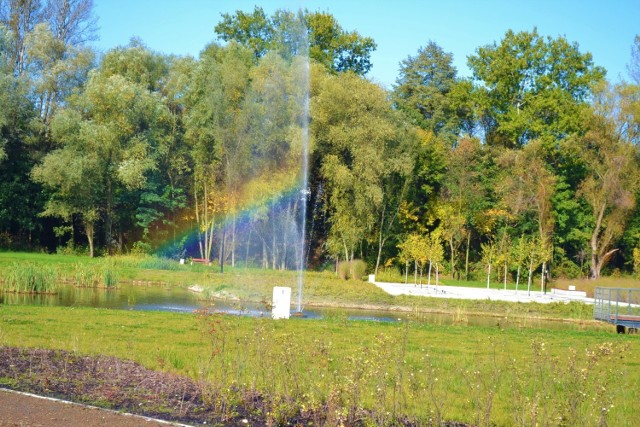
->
[{"left": 153, "top": 166, "right": 307, "bottom": 267}]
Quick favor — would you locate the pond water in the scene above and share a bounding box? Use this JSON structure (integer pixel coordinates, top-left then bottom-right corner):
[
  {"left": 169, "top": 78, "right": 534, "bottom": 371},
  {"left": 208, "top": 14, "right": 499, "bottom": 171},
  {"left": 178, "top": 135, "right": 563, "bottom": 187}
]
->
[{"left": 0, "top": 284, "right": 595, "bottom": 330}]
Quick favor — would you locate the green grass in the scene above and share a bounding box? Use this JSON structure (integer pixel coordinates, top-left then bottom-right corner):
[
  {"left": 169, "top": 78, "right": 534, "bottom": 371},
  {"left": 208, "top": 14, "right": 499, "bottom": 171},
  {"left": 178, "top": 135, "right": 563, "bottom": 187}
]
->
[
  {"left": 555, "top": 276, "right": 640, "bottom": 297},
  {"left": 0, "top": 305, "right": 638, "bottom": 426},
  {"left": 0, "top": 262, "right": 58, "bottom": 293}
]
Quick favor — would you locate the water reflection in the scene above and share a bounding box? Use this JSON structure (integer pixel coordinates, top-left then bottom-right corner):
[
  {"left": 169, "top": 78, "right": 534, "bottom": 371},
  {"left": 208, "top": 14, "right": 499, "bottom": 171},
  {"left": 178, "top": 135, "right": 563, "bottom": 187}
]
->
[{"left": 1, "top": 284, "right": 595, "bottom": 330}]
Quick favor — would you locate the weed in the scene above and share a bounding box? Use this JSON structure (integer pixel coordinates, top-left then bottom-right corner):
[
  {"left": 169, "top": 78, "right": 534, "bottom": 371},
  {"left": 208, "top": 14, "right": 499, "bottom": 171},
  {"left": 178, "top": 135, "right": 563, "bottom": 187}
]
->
[{"left": 0, "top": 262, "right": 58, "bottom": 293}]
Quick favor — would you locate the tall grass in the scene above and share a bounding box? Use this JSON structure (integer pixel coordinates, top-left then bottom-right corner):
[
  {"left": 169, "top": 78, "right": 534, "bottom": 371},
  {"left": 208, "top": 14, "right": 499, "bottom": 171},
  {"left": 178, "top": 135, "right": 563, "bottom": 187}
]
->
[
  {"left": 195, "top": 312, "right": 635, "bottom": 426},
  {"left": 0, "top": 262, "right": 58, "bottom": 293},
  {"left": 72, "top": 260, "right": 118, "bottom": 288}
]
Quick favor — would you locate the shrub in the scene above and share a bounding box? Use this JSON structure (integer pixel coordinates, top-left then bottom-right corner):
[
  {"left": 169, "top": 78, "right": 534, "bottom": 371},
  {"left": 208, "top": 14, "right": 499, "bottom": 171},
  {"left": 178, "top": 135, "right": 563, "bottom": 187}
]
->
[
  {"left": 350, "top": 259, "right": 367, "bottom": 280},
  {"left": 131, "top": 241, "right": 152, "bottom": 255},
  {"left": 337, "top": 260, "right": 350, "bottom": 280},
  {"left": 336, "top": 259, "right": 367, "bottom": 280},
  {"left": 137, "top": 256, "right": 180, "bottom": 271},
  {"left": 553, "top": 258, "right": 582, "bottom": 279}
]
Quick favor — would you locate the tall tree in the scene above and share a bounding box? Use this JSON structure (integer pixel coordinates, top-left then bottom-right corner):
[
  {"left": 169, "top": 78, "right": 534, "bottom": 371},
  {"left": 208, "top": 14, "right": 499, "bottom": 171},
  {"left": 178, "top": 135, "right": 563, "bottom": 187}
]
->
[
  {"left": 0, "top": 0, "right": 42, "bottom": 74},
  {"left": 33, "top": 62, "right": 173, "bottom": 255},
  {"left": 440, "top": 136, "right": 496, "bottom": 280},
  {"left": 576, "top": 82, "right": 640, "bottom": 278},
  {"left": 184, "top": 42, "right": 254, "bottom": 262},
  {"left": 312, "top": 71, "right": 400, "bottom": 262},
  {"left": 215, "top": 7, "right": 376, "bottom": 75},
  {"left": 393, "top": 41, "right": 473, "bottom": 142},
  {"left": 23, "top": 22, "right": 93, "bottom": 144},
  {"left": 43, "top": 0, "right": 97, "bottom": 45},
  {"left": 468, "top": 28, "right": 605, "bottom": 147}
]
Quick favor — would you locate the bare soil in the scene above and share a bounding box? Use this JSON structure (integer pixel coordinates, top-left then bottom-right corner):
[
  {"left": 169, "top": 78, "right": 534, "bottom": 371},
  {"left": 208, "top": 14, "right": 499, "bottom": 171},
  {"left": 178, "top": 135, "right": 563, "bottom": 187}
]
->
[{"left": 0, "top": 346, "right": 469, "bottom": 426}]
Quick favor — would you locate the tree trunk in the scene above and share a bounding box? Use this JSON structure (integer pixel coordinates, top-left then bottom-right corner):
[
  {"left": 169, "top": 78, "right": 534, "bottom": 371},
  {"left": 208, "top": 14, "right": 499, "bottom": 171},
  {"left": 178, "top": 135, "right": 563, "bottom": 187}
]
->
[
  {"left": 486, "top": 263, "right": 491, "bottom": 289},
  {"left": 245, "top": 226, "right": 253, "bottom": 268},
  {"left": 194, "top": 176, "right": 203, "bottom": 258},
  {"left": 85, "top": 222, "right": 94, "bottom": 258},
  {"left": 590, "top": 202, "right": 607, "bottom": 279},
  {"left": 593, "top": 248, "right": 619, "bottom": 280},
  {"left": 503, "top": 262, "right": 507, "bottom": 290},
  {"left": 449, "top": 237, "right": 455, "bottom": 279},
  {"left": 515, "top": 266, "right": 521, "bottom": 293},
  {"left": 465, "top": 232, "right": 471, "bottom": 281},
  {"left": 272, "top": 211, "right": 277, "bottom": 270},
  {"left": 375, "top": 230, "right": 385, "bottom": 276},
  {"left": 219, "top": 227, "right": 225, "bottom": 273},
  {"left": 262, "top": 237, "right": 268, "bottom": 269},
  {"left": 231, "top": 216, "right": 236, "bottom": 268},
  {"left": 404, "top": 261, "right": 408, "bottom": 284},
  {"left": 427, "top": 260, "right": 432, "bottom": 287},
  {"left": 105, "top": 177, "right": 113, "bottom": 253},
  {"left": 527, "top": 256, "right": 534, "bottom": 295}
]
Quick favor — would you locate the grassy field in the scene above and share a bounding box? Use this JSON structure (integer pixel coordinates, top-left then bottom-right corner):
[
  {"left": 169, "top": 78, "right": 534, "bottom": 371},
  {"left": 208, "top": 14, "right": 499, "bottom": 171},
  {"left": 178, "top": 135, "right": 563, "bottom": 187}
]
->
[{"left": 0, "top": 305, "right": 638, "bottom": 426}]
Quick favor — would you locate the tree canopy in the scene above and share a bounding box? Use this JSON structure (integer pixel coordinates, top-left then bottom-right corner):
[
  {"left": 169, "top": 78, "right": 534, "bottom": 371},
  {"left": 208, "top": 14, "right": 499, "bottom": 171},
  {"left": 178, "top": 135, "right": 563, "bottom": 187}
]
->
[{"left": 1, "top": 3, "right": 640, "bottom": 282}]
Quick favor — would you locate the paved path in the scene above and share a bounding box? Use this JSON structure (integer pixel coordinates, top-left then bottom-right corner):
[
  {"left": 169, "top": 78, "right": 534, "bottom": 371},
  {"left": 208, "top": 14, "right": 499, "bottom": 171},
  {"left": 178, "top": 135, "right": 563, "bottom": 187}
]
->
[
  {"left": 0, "top": 389, "right": 185, "bottom": 427},
  {"left": 372, "top": 280, "right": 594, "bottom": 304}
]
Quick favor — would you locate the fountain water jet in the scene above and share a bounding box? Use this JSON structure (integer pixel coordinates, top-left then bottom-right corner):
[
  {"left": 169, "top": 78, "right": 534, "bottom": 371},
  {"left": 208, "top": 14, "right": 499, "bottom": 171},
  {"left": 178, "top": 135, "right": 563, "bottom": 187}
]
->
[{"left": 295, "top": 56, "right": 310, "bottom": 315}]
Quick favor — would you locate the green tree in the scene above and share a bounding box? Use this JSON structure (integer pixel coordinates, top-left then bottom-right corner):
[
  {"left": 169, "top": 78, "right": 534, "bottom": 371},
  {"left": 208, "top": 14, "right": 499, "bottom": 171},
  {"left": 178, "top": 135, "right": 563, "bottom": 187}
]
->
[
  {"left": 215, "top": 7, "right": 376, "bottom": 75},
  {"left": 468, "top": 28, "right": 605, "bottom": 147},
  {"left": 480, "top": 241, "right": 496, "bottom": 288},
  {"left": 498, "top": 141, "right": 557, "bottom": 258},
  {"left": 576, "top": 82, "right": 640, "bottom": 278},
  {"left": 441, "top": 137, "right": 495, "bottom": 280},
  {"left": 23, "top": 22, "right": 93, "bottom": 147},
  {"left": 184, "top": 42, "right": 254, "bottom": 263},
  {"left": 393, "top": 41, "right": 473, "bottom": 143},
  {"left": 31, "top": 115, "right": 101, "bottom": 255},
  {"left": 0, "top": 23, "right": 44, "bottom": 248},
  {"left": 33, "top": 65, "right": 173, "bottom": 255},
  {"left": 313, "top": 71, "right": 400, "bottom": 263}
]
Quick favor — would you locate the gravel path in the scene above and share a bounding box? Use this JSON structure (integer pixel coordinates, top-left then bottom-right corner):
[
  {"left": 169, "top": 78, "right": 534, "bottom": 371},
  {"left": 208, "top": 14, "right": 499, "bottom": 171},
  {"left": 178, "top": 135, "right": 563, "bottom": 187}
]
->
[{"left": 0, "top": 388, "right": 183, "bottom": 427}]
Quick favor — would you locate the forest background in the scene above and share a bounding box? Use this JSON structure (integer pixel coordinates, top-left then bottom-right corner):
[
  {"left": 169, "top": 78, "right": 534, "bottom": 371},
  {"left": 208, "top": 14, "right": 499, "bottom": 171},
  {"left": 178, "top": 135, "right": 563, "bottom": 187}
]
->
[{"left": 1, "top": 0, "right": 640, "bottom": 282}]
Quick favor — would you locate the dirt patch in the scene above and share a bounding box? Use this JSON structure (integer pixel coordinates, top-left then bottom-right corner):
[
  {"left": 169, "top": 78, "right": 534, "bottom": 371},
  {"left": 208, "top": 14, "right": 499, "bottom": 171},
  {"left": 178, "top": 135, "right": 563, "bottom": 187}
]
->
[{"left": 0, "top": 346, "right": 470, "bottom": 426}]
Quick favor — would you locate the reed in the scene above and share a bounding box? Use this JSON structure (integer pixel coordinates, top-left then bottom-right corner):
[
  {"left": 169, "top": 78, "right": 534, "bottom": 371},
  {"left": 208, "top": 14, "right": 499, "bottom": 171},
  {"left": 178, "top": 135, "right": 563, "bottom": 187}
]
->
[
  {"left": 0, "top": 262, "right": 58, "bottom": 293},
  {"left": 72, "top": 260, "right": 118, "bottom": 288}
]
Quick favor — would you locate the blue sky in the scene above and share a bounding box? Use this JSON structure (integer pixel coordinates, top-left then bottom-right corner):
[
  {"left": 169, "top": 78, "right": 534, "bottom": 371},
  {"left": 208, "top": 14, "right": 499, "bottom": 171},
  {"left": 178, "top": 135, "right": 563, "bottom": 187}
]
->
[{"left": 93, "top": 0, "right": 639, "bottom": 88}]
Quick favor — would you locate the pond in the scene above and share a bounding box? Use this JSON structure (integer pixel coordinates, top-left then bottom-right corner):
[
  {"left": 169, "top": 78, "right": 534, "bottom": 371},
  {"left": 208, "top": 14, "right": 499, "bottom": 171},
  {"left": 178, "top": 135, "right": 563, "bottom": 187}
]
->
[{"left": 0, "top": 283, "right": 596, "bottom": 330}]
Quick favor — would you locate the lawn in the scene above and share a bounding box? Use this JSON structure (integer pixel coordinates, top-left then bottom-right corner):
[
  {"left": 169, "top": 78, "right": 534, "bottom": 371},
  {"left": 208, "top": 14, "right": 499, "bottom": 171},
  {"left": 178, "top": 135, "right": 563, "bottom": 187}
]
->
[{"left": 1, "top": 305, "right": 638, "bottom": 426}]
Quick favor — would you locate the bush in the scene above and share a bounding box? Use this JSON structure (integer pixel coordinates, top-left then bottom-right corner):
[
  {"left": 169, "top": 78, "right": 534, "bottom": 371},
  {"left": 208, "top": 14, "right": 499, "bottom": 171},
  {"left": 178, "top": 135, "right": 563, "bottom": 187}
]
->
[
  {"left": 336, "top": 259, "right": 367, "bottom": 280},
  {"left": 350, "top": 259, "right": 367, "bottom": 280},
  {"left": 337, "top": 260, "right": 350, "bottom": 280},
  {"left": 552, "top": 258, "right": 582, "bottom": 279},
  {"left": 131, "top": 241, "right": 152, "bottom": 255}
]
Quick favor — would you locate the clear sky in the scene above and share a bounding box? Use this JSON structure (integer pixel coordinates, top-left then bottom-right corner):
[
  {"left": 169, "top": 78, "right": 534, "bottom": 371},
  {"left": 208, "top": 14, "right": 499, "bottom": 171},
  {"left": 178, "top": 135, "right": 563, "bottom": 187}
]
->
[{"left": 93, "top": 0, "right": 639, "bottom": 88}]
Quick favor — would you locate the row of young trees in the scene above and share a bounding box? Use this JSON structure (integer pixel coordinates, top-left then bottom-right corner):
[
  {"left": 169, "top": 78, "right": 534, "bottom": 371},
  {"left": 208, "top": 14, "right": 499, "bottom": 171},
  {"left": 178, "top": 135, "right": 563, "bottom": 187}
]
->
[{"left": 1, "top": 3, "right": 640, "bottom": 280}]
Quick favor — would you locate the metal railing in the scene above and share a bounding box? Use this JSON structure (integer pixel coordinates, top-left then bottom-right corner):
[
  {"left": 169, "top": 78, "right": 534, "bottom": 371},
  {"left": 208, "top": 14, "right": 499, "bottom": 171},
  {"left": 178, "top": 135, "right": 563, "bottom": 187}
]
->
[{"left": 594, "top": 287, "right": 640, "bottom": 328}]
